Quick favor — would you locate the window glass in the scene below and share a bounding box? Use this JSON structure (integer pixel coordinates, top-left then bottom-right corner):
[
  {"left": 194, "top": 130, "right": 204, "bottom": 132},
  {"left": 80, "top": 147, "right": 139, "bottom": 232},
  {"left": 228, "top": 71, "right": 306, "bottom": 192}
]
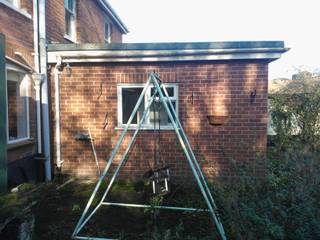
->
[
  {"left": 119, "top": 84, "right": 178, "bottom": 128},
  {"left": 122, "top": 88, "right": 144, "bottom": 124},
  {"left": 151, "top": 87, "right": 174, "bottom": 97},
  {"left": 104, "top": 21, "right": 112, "bottom": 43},
  {"left": 66, "top": 0, "right": 74, "bottom": 11},
  {"left": 150, "top": 101, "right": 176, "bottom": 127},
  {"left": 7, "top": 70, "right": 29, "bottom": 142},
  {"left": 65, "top": 0, "right": 76, "bottom": 39},
  {"left": 65, "top": 12, "right": 73, "bottom": 36}
]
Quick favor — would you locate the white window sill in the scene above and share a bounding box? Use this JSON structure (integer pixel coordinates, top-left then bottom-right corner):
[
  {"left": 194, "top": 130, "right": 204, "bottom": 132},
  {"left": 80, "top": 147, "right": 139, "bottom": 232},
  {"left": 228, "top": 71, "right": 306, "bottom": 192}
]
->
[
  {"left": 115, "top": 125, "right": 177, "bottom": 131},
  {"left": 64, "top": 34, "right": 77, "bottom": 43},
  {"left": 0, "top": 0, "right": 32, "bottom": 19},
  {"left": 7, "top": 138, "right": 35, "bottom": 150}
]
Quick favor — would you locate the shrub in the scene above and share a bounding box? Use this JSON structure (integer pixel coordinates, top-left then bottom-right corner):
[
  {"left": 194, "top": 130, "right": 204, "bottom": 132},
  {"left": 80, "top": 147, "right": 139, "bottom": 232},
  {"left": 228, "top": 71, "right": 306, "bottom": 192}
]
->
[{"left": 212, "top": 72, "right": 320, "bottom": 239}]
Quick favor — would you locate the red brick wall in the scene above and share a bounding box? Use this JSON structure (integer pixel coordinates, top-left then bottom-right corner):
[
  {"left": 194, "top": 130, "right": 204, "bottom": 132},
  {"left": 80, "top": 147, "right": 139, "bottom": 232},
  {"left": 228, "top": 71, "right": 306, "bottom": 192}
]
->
[
  {"left": 49, "top": 61, "right": 269, "bottom": 180},
  {"left": 46, "top": 0, "right": 123, "bottom": 43},
  {"left": 0, "top": 1, "right": 37, "bottom": 161},
  {"left": 0, "top": 0, "right": 34, "bottom": 66}
]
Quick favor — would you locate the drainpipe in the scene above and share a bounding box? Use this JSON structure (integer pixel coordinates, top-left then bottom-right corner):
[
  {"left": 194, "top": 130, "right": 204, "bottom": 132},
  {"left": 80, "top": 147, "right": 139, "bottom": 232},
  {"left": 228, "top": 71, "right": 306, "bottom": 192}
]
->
[
  {"left": 32, "top": 0, "right": 46, "bottom": 156},
  {"left": 33, "top": 0, "right": 39, "bottom": 73},
  {"left": 32, "top": 0, "right": 43, "bottom": 154},
  {"left": 54, "top": 57, "right": 63, "bottom": 168},
  {"left": 32, "top": 73, "right": 43, "bottom": 154},
  {"left": 38, "top": 0, "right": 52, "bottom": 181}
]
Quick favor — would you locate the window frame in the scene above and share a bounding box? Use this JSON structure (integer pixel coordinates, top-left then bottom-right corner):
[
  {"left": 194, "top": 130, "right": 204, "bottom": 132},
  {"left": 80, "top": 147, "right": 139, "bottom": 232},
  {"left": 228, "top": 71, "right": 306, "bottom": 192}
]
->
[
  {"left": 117, "top": 83, "right": 179, "bottom": 130},
  {"left": 0, "top": 0, "right": 31, "bottom": 19},
  {"left": 5, "top": 64, "right": 30, "bottom": 144},
  {"left": 64, "top": 0, "right": 77, "bottom": 42}
]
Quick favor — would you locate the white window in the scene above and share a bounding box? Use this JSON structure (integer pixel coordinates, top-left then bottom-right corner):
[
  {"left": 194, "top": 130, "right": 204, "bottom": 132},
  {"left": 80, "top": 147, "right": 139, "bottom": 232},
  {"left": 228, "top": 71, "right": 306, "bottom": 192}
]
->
[
  {"left": 0, "top": 0, "right": 31, "bottom": 18},
  {"left": 64, "top": 0, "right": 76, "bottom": 41},
  {"left": 104, "top": 20, "right": 112, "bottom": 43},
  {"left": 4, "top": 0, "right": 20, "bottom": 8},
  {"left": 6, "top": 67, "right": 30, "bottom": 143},
  {"left": 117, "top": 84, "right": 178, "bottom": 129}
]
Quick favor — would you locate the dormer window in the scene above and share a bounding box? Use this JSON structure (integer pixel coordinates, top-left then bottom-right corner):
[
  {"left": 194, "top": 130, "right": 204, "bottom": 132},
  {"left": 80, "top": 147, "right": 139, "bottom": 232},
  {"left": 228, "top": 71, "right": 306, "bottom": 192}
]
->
[
  {"left": 104, "top": 20, "right": 112, "bottom": 43},
  {"left": 64, "top": 0, "right": 76, "bottom": 42}
]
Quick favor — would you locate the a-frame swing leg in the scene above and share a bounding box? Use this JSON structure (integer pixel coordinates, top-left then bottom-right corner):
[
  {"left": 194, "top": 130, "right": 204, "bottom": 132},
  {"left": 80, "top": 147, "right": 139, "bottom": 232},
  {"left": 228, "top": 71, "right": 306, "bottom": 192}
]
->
[
  {"left": 155, "top": 75, "right": 224, "bottom": 224},
  {"left": 72, "top": 78, "right": 154, "bottom": 238},
  {"left": 151, "top": 74, "right": 227, "bottom": 240},
  {"left": 74, "top": 91, "right": 158, "bottom": 237},
  {"left": 158, "top": 74, "right": 220, "bottom": 210}
]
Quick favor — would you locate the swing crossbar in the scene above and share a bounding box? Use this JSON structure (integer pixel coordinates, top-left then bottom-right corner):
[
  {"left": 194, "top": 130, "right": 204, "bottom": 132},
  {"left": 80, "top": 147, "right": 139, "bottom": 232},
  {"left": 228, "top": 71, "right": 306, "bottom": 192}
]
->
[{"left": 101, "top": 202, "right": 209, "bottom": 212}]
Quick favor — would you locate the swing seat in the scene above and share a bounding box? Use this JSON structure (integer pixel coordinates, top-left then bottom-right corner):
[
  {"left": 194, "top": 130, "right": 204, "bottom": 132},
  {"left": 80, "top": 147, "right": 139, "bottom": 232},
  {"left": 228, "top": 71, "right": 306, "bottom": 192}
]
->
[
  {"left": 146, "top": 165, "right": 170, "bottom": 195},
  {"left": 150, "top": 165, "right": 170, "bottom": 181}
]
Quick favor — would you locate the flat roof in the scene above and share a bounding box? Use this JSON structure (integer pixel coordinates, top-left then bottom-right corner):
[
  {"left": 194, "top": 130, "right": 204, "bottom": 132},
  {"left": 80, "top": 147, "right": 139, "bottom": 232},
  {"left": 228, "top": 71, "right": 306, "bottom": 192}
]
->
[
  {"left": 48, "top": 41, "right": 285, "bottom": 51},
  {"left": 47, "top": 41, "right": 289, "bottom": 63}
]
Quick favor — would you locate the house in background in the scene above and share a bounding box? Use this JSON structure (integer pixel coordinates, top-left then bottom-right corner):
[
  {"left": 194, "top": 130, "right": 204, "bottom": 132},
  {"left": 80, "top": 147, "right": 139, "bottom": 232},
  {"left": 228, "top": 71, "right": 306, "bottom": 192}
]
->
[{"left": 0, "top": 0, "right": 128, "bottom": 190}]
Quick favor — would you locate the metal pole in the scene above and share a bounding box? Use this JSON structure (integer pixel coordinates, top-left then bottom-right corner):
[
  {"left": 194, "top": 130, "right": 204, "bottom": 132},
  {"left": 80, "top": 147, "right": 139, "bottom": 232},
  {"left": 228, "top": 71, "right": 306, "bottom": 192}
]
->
[
  {"left": 151, "top": 74, "right": 227, "bottom": 240},
  {"left": 88, "top": 128, "right": 101, "bottom": 176},
  {"left": 73, "top": 236, "right": 116, "bottom": 240},
  {"left": 160, "top": 80, "right": 225, "bottom": 236},
  {"left": 75, "top": 91, "right": 157, "bottom": 235},
  {"left": 160, "top": 76, "right": 219, "bottom": 210},
  {"left": 101, "top": 202, "right": 209, "bottom": 212},
  {"left": 72, "top": 77, "right": 152, "bottom": 237}
]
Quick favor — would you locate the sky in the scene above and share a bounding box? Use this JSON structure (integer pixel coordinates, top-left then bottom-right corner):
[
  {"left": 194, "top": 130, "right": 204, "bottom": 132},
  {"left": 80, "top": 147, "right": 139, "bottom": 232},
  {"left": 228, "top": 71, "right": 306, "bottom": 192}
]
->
[{"left": 108, "top": 0, "right": 320, "bottom": 80}]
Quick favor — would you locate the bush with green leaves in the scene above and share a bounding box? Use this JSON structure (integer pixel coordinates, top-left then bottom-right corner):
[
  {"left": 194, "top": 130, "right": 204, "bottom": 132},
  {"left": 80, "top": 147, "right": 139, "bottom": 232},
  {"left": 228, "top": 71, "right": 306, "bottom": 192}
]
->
[
  {"left": 269, "top": 71, "right": 320, "bottom": 149},
  {"left": 212, "top": 71, "right": 320, "bottom": 239}
]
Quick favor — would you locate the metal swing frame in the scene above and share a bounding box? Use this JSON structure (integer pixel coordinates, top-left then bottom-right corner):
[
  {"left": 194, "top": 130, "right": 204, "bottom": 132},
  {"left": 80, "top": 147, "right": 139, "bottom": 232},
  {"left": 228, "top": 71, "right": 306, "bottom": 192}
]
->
[{"left": 72, "top": 73, "right": 227, "bottom": 240}]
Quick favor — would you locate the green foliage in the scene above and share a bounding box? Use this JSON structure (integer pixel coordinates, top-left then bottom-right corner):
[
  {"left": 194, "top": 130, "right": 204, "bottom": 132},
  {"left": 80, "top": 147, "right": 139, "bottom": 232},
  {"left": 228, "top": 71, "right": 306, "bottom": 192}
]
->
[
  {"left": 212, "top": 72, "right": 320, "bottom": 239},
  {"left": 215, "top": 148, "right": 320, "bottom": 239},
  {"left": 269, "top": 71, "right": 320, "bottom": 149}
]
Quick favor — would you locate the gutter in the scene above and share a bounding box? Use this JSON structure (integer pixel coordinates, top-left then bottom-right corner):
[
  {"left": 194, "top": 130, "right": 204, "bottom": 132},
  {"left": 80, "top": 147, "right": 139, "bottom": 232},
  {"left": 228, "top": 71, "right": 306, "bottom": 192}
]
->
[{"left": 47, "top": 47, "right": 289, "bottom": 64}]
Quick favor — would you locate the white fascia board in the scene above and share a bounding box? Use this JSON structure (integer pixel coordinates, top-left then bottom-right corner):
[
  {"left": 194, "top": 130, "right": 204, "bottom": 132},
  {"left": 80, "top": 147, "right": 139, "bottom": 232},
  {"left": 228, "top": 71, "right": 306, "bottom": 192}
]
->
[{"left": 47, "top": 48, "right": 288, "bottom": 64}]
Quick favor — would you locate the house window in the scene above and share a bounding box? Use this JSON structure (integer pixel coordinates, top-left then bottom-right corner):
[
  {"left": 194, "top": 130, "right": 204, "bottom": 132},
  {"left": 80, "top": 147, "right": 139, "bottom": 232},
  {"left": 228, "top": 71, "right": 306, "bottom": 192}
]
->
[
  {"left": 117, "top": 84, "right": 178, "bottom": 129},
  {"left": 104, "top": 20, "right": 112, "bottom": 43},
  {"left": 4, "top": 0, "right": 20, "bottom": 8},
  {"left": 64, "top": 0, "right": 76, "bottom": 41},
  {"left": 6, "top": 69, "right": 30, "bottom": 143}
]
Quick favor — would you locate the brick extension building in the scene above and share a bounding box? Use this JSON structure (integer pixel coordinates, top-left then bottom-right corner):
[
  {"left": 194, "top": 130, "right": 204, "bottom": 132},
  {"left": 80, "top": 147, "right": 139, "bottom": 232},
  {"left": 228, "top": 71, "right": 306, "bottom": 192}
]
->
[
  {"left": 0, "top": 0, "right": 128, "bottom": 189},
  {"left": 47, "top": 42, "right": 288, "bottom": 179}
]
